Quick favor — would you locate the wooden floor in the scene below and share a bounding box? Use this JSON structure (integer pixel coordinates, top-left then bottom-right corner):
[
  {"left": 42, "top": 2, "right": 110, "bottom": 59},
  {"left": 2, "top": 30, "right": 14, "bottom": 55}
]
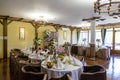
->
[{"left": 0, "top": 53, "right": 120, "bottom": 80}]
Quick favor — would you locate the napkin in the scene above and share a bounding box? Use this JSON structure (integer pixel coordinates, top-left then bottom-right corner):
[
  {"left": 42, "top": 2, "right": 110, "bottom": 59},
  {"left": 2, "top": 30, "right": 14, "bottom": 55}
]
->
[
  {"left": 72, "top": 57, "right": 82, "bottom": 66},
  {"left": 55, "top": 58, "right": 64, "bottom": 69},
  {"left": 43, "top": 55, "right": 53, "bottom": 65},
  {"left": 68, "top": 54, "right": 74, "bottom": 61}
]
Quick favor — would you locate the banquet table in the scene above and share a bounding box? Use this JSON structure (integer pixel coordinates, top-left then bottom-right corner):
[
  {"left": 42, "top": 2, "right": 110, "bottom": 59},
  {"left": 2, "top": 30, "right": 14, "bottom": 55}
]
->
[{"left": 41, "top": 55, "right": 83, "bottom": 80}]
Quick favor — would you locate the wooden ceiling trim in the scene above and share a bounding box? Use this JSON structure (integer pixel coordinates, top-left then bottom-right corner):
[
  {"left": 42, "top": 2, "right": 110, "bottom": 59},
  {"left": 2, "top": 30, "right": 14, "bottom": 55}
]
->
[
  {"left": 97, "top": 23, "right": 120, "bottom": 29},
  {"left": 0, "top": 15, "right": 82, "bottom": 29},
  {"left": 7, "top": 20, "right": 13, "bottom": 25},
  {"left": 0, "top": 20, "right": 3, "bottom": 25}
]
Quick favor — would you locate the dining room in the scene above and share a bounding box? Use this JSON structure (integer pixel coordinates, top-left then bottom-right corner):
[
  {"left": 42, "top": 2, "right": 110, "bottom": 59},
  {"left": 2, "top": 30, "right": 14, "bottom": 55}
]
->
[{"left": 0, "top": 0, "right": 120, "bottom": 80}]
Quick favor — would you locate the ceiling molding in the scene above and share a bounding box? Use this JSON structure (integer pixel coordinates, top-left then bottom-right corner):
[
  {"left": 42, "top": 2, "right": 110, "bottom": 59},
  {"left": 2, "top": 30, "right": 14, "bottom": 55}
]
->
[{"left": 97, "top": 22, "right": 120, "bottom": 29}]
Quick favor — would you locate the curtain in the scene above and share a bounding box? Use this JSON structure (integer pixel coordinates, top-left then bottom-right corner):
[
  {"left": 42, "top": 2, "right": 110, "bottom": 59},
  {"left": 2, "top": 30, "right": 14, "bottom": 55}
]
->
[
  {"left": 77, "top": 30, "right": 80, "bottom": 44},
  {"left": 101, "top": 29, "right": 106, "bottom": 45}
]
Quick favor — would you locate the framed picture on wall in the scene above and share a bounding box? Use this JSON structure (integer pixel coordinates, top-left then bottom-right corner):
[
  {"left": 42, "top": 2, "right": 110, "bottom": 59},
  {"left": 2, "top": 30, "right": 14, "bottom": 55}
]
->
[
  {"left": 63, "top": 31, "right": 67, "bottom": 40},
  {"left": 19, "top": 27, "right": 25, "bottom": 40}
]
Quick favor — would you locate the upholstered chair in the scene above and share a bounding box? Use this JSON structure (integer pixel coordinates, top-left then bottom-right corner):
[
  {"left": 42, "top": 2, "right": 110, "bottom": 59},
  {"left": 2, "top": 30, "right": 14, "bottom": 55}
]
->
[
  {"left": 49, "top": 73, "right": 71, "bottom": 80},
  {"left": 85, "top": 47, "right": 90, "bottom": 57},
  {"left": 71, "top": 45, "right": 78, "bottom": 56},
  {"left": 78, "top": 46, "right": 84, "bottom": 56},
  {"left": 97, "top": 47, "right": 110, "bottom": 59},
  {"left": 21, "top": 65, "right": 47, "bottom": 80},
  {"left": 80, "top": 65, "right": 106, "bottom": 80}
]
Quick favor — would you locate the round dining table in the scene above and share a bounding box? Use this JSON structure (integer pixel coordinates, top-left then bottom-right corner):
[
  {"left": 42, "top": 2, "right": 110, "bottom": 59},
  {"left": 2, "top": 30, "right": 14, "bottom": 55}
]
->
[{"left": 41, "top": 56, "right": 83, "bottom": 80}]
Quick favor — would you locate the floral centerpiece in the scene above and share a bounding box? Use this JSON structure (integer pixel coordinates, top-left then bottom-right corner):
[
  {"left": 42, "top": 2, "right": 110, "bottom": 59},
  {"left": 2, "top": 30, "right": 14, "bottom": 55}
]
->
[
  {"left": 48, "top": 38, "right": 57, "bottom": 54},
  {"left": 44, "top": 30, "right": 51, "bottom": 39},
  {"left": 33, "top": 37, "right": 42, "bottom": 50},
  {"left": 55, "top": 46, "right": 65, "bottom": 55},
  {"left": 63, "top": 42, "right": 71, "bottom": 54}
]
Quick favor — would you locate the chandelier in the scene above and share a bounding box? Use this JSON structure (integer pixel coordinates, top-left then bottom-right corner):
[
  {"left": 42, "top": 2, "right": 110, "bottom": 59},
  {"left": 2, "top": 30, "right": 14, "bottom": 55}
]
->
[{"left": 94, "top": 0, "right": 120, "bottom": 16}]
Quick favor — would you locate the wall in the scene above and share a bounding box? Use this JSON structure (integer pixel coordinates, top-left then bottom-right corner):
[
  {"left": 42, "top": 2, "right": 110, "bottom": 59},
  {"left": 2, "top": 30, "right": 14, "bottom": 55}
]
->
[
  {"left": 72, "top": 29, "right": 77, "bottom": 44},
  {"left": 0, "top": 20, "right": 78, "bottom": 58},
  {"left": 37, "top": 26, "right": 75, "bottom": 46},
  {"left": 8, "top": 21, "right": 35, "bottom": 57},
  {"left": 0, "top": 22, "right": 3, "bottom": 58},
  {"left": 58, "top": 29, "right": 71, "bottom": 45}
]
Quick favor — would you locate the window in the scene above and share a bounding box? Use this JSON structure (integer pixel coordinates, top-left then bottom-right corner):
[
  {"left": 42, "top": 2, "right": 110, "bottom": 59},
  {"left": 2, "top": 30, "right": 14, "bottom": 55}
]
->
[
  {"left": 96, "top": 30, "right": 102, "bottom": 46},
  {"left": 115, "top": 28, "right": 120, "bottom": 50},
  {"left": 104, "top": 28, "right": 113, "bottom": 47},
  {"left": 78, "top": 30, "right": 89, "bottom": 45}
]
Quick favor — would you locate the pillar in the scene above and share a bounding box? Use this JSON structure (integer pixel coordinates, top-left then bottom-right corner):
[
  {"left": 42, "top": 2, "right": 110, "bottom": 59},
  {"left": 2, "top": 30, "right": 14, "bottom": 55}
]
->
[{"left": 90, "top": 20, "right": 96, "bottom": 60}]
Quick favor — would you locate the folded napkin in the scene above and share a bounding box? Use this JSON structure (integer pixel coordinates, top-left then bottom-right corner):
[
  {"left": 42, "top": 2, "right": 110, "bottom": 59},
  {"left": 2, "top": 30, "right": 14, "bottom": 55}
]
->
[
  {"left": 72, "top": 57, "right": 83, "bottom": 67},
  {"left": 68, "top": 54, "right": 74, "bottom": 61},
  {"left": 62, "top": 56, "right": 71, "bottom": 64},
  {"left": 43, "top": 55, "right": 53, "bottom": 65},
  {"left": 55, "top": 58, "right": 64, "bottom": 69}
]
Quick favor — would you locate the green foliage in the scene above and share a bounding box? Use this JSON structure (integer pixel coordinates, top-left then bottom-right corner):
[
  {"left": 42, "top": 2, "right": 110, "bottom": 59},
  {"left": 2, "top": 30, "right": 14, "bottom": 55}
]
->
[{"left": 33, "top": 37, "right": 42, "bottom": 46}]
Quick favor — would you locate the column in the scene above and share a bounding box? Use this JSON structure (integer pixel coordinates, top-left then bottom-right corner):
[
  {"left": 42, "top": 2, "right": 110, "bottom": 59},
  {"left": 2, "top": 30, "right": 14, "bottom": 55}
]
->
[
  {"left": 90, "top": 20, "right": 96, "bottom": 44},
  {"left": 90, "top": 20, "right": 96, "bottom": 60},
  {"left": 69, "top": 28, "right": 74, "bottom": 44}
]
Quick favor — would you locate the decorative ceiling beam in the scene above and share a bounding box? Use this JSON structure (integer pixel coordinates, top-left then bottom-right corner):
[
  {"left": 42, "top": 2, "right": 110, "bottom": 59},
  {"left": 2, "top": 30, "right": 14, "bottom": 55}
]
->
[{"left": 82, "top": 16, "right": 101, "bottom": 21}]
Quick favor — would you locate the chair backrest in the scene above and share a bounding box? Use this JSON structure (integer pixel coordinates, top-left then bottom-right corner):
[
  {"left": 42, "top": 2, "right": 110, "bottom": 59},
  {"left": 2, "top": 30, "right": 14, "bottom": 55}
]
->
[
  {"left": 78, "top": 46, "right": 83, "bottom": 56},
  {"left": 80, "top": 65, "right": 106, "bottom": 80},
  {"left": 85, "top": 47, "right": 90, "bottom": 57},
  {"left": 21, "top": 65, "right": 47, "bottom": 80},
  {"left": 50, "top": 73, "right": 71, "bottom": 80}
]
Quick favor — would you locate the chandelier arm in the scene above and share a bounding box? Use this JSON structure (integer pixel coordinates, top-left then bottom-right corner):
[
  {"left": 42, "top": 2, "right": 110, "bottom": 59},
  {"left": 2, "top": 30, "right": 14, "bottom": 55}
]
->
[
  {"left": 94, "top": 0, "right": 120, "bottom": 14},
  {"left": 96, "top": 8, "right": 120, "bottom": 13}
]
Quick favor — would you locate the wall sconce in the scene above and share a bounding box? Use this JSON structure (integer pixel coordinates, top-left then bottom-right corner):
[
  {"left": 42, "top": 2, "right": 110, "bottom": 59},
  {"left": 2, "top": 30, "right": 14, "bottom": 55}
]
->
[
  {"left": 63, "top": 31, "right": 67, "bottom": 40},
  {"left": 19, "top": 27, "right": 25, "bottom": 40}
]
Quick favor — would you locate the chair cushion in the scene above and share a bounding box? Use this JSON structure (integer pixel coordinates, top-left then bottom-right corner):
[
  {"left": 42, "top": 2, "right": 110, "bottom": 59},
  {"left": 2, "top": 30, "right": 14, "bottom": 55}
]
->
[
  {"left": 84, "top": 65, "right": 104, "bottom": 73},
  {"left": 24, "top": 65, "right": 41, "bottom": 72}
]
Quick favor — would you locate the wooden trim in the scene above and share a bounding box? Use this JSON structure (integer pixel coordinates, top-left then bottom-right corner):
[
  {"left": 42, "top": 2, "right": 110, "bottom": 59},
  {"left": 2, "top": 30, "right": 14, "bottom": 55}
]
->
[
  {"left": 113, "top": 28, "right": 115, "bottom": 50},
  {"left": 3, "top": 18, "right": 8, "bottom": 59},
  {"left": 0, "top": 20, "right": 3, "bottom": 25},
  {"left": 0, "top": 15, "right": 81, "bottom": 29},
  {"left": 7, "top": 20, "right": 13, "bottom": 25}
]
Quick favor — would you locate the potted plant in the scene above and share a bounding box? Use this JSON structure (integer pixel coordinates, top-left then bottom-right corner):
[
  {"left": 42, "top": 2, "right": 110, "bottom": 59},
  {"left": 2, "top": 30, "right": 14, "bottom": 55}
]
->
[
  {"left": 82, "top": 38, "right": 86, "bottom": 45},
  {"left": 96, "top": 39, "right": 100, "bottom": 47}
]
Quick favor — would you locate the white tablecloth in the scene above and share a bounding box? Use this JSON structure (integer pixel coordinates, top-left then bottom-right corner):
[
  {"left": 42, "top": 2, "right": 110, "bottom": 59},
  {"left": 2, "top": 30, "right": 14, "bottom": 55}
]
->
[{"left": 41, "top": 57, "right": 83, "bottom": 80}]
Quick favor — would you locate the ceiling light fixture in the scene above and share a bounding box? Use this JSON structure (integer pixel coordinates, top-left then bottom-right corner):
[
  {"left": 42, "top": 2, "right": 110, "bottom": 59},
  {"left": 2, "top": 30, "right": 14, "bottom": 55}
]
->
[
  {"left": 39, "top": 16, "right": 48, "bottom": 22},
  {"left": 94, "top": 0, "right": 120, "bottom": 16}
]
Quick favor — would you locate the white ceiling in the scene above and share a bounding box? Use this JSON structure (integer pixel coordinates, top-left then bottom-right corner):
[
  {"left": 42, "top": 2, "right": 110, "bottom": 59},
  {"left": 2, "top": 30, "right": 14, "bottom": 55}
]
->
[{"left": 0, "top": 0, "right": 120, "bottom": 27}]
